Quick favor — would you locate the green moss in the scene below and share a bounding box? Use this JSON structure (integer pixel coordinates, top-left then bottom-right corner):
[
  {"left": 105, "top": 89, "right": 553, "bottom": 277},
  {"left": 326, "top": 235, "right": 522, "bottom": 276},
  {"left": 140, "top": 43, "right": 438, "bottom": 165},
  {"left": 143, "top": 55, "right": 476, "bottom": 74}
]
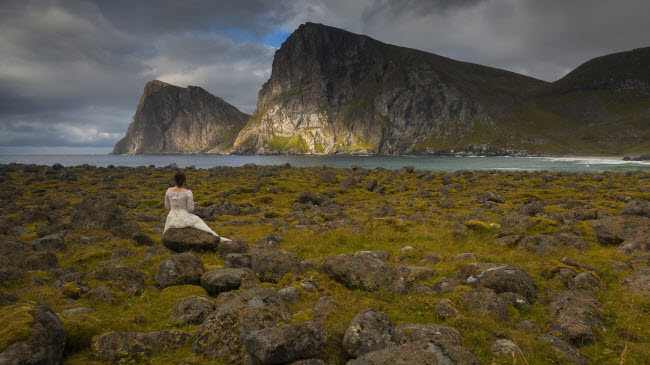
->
[
  {"left": 0, "top": 302, "right": 35, "bottom": 351},
  {"left": 59, "top": 313, "right": 104, "bottom": 352},
  {"left": 266, "top": 136, "right": 292, "bottom": 151}
]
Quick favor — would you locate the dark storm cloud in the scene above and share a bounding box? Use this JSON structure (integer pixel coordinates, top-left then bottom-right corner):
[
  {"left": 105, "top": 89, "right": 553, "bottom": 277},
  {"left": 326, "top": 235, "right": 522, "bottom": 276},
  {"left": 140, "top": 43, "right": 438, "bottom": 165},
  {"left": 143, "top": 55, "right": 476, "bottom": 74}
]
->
[{"left": 0, "top": 0, "right": 648, "bottom": 151}]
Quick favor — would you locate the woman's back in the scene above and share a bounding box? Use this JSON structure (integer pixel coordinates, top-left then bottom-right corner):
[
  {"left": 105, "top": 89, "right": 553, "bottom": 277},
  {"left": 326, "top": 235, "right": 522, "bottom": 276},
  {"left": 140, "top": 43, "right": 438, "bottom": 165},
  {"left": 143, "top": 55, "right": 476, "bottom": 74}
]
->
[{"left": 165, "top": 188, "right": 194, "bottom": 212}]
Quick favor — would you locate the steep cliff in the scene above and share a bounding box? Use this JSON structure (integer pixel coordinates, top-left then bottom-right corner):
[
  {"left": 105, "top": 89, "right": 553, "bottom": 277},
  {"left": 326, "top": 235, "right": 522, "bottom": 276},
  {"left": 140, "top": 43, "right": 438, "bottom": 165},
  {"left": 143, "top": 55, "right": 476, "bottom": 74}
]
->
[
  {"left": 112, "top": 81, "right": 250, "bottom": 154},
  {"left": 233, "top": 23, "right": 649, "bottom": 155}
]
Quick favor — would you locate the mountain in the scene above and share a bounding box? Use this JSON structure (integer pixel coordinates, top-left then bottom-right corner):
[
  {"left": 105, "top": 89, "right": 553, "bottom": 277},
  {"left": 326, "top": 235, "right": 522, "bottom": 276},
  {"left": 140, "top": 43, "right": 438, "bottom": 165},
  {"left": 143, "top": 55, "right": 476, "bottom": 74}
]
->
[
  {"left": 233, "top": 22, "right": 649, "bottom": 155},
  {"left": 112, "top": 80, "right": 249, "bottom": 155}
]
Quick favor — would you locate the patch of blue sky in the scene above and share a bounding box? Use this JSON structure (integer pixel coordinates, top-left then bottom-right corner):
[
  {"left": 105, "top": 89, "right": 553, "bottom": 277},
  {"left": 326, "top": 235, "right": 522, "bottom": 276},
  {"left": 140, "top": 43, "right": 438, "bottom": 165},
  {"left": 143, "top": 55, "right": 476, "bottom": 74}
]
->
[{"left": 226, "top": 27, "right": 289, "bottom": 48}]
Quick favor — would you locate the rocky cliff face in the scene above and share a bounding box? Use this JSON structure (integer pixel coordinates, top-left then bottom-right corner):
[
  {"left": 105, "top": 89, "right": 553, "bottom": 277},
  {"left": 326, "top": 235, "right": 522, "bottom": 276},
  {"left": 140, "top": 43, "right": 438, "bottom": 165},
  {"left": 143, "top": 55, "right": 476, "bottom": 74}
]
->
[
  {"left": 112, "top": 81, "right": 249, "bottom": 154},
  {"left": 233, "top": 22, "right": 546, "bottom": 155},
  {"left": 233, "top": 23, "right": 649, "bottom": 155}
]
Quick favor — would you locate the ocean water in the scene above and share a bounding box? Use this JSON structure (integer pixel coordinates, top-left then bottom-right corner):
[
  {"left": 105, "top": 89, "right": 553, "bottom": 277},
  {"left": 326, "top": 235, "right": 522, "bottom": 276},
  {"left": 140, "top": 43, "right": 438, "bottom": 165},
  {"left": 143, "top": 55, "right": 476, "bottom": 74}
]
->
[{"left": 0, "top": 154, "right": 648, "bottom": 172}]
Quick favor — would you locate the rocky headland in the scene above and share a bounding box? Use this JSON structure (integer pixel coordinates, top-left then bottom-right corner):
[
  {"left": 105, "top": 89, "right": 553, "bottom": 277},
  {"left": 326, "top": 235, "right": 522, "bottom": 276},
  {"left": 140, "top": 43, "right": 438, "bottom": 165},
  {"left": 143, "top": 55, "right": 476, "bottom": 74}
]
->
[
  {"left": 112, "top": 80, "right": 250, "bottom": 155},
  {"left": 1, "top": 162, "right": 649, "bottom": 363}
]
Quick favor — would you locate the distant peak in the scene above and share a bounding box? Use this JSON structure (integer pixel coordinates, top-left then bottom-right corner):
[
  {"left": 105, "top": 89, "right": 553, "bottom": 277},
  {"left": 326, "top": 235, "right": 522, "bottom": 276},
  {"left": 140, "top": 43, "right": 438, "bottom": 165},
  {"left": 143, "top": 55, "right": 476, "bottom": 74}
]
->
[{"left": 148, "top": 80, "right": 172, "bottom": 86}]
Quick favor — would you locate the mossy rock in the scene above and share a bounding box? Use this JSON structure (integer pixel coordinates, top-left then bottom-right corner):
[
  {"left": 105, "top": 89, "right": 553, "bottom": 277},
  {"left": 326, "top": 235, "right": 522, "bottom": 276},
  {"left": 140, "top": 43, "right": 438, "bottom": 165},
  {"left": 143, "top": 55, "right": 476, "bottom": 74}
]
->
[{"left": 0, "top": 302, "right": 35, "bottom": 351}]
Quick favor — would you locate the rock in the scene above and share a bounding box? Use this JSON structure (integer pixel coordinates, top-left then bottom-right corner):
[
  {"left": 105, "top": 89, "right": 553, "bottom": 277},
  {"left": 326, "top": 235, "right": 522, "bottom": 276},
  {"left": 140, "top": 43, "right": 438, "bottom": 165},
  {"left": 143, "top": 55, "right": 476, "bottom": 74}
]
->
[
  {"left": 162, "top": 227, "right": 220, "bottom": 252},
  {"left": 70, "top": 196, "right": 140, "bottom": 237},
  {"left": 85, "top": 286, "right": 114, "bottom": 304},
  {"left": 276, "top": 287, "right": 300, "bottom": 302},
  {"left": 520, "top": 201, "right": 544, "bottom": 216},
  {"left": 518, "top": 320, "right": 541, "bottom": 333},
  {"left": 616, "top": 236, "right": 650, "bottom": 255},
  {"left": 244, "top": 321, "right": 327, "bottom": 364},
  {"left": 363, "top": 179, "right": 378, "bottom": 191},
  {"left": 453, "top": 252, "right": 476, "bottom": 261},
  {"left": 0, "top": 301, "right": 65, "bottom": 365},
  {"left": 299, "top": 282, "right": 316, "bottom": 292},
  {"left": 322, "top": 254, "right": 397, "bottom": 292},
  {"left": 555, "top": 233, "right": 590, "bottom": 250},
  {"left": 193, "top": 287, "right": 292, "bottom": 361},
  {"left": 620, "top": 198, "right": 650, "bottom": 217},
  {"left": 550, "top": 208, "right": 597, "bottom": 222},
  {"left": 569, "top": 272, "right": 601, "bottom": 291},
  {"left": 346, "top": 342, "right": 438, "bottom": 365},
  {"left": 92, "top": 330, "right": 193, "bottom": 361},
  {"left": 135, "top": 212, "right": 160, "bottom": 222},
  {"left": 317, "top": 170, "right": 338, "bottom": 184},
  {"left": 170, "top": 296, "right": 215, "bottom": 325},
  {"left": 201, "top": 268, "right": 250, "bottom": 295},
  {"left": 394, "top": 265, "right": 436, "bottom": 293},
  {"left": 462, "top": 287, "right": 508, "bottom": 321},
  {"left": 394, "top": 323, "right": 462, "bottom": 346},
  {"left": 501, "top": 213, "right": 533, "bottom": 232},
  {"left": 218, "top": 238, "right": 250, "bottom": 255},
  {"left": 622, "top": 269, "right": 650, "bottom": 296},
  {"left": 111, "top": 248, "right": 134, "bottom": 259},
  {"left": 131, "top": 232, "right": 156, "bottom": 246},
  {"left": 251, "top": 249, "right": 301, "bottom": 283},
  {"left": 592, "top": 215, "right": 650, "bottom": 245},
  {"left": 225, "top": 253, "right": 252, "bottom": 268},
  {"left": 537, "top": 335, "right": 591, "bottom": 365},
  {"left": 343, "top": 309, "right": 396, "bottom": 358},
  {"left": 435, "top": 298, "right": 460, "bottom": 319},
  {"left": 518, "top": 235, "right": 561, "bottom": 256},
  {"left": 155, "top": 253, "right": 205, "bottom": 288},
  {"left": 498, "top": 292, "right": 531, "bottom": 310},
  {"left": 299, "top": 260, "right": 320, "bottom": 273},
  {"left": 298, "top": 192, "right": 325, "bottom": 205},
  {"left": 480, "top": 191, "right": 505, "bottom": 203},
  {"left": 257, "top": 233, "right": 283, "bottom": 248},
  {"left": 60, "top": 307, "right": 95, "bottom": 315},
  {"left": 312, "top": 296, "right": 336, "bottom": 321},
  {"left": 112, "top": 80, "right": 249, "bottom": 154},
  {"left": 397, "top": 246, "right": 414, "bottom": 254},
  {"left": 22, "top": 251, "right": 58, "bottom": 271},
  {"left": 491, "top": 338, "right": 520, "bottom": 357},
  {"left": 355, "top": 250, "right": 390, "bottom": 261},
  {"left": 459, "top": 263, "right": 537, "bottom": 301},
  {"left": 86, "top": 266, "right": 147, "bottom": 296},
  {"left": 548, "top": 290, "right": 604, "bottom": 345},
  {"left": 30, "top": 233, "right": 66, "bottom": 251},
  {"left": 0, "top": 290, "right": 20, "bottom": 306}
]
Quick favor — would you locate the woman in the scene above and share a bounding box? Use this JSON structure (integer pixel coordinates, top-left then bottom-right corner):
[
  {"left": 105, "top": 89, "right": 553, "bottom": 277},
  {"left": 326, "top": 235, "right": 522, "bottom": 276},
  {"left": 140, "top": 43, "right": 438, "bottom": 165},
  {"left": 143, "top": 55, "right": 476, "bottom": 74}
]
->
[{"left": 164, "top": 170, "right": 230, "bottom": 242}]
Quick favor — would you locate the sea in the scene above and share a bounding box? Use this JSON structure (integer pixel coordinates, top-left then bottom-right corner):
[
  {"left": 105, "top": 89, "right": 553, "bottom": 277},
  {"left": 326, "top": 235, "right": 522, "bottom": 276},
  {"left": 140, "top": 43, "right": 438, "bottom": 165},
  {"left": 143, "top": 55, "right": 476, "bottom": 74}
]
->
[{"left": 1, "top": 154, "right": 649, "bottom": 173}]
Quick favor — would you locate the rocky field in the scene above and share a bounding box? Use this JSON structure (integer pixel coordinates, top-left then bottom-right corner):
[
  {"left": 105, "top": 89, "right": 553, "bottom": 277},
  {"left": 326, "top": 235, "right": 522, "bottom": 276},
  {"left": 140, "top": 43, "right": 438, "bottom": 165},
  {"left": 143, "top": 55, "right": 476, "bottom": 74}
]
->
[{"left": 1, "top": 163, "right": 649, "bottom": 364}]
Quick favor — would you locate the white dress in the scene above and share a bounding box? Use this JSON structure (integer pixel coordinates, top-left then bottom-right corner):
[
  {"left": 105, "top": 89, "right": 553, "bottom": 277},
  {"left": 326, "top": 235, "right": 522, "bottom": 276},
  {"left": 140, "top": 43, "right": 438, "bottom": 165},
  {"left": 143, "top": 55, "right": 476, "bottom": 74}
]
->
[{"left": 164, "top": 188, "right": 230, "bottom": 242}]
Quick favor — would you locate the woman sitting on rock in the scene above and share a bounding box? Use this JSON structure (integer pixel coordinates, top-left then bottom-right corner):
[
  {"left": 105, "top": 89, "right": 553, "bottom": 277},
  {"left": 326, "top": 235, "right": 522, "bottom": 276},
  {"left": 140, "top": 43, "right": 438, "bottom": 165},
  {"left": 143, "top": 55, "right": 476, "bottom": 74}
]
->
[{"left": 164, "top": 170, "right": 230, "bottom": 242}]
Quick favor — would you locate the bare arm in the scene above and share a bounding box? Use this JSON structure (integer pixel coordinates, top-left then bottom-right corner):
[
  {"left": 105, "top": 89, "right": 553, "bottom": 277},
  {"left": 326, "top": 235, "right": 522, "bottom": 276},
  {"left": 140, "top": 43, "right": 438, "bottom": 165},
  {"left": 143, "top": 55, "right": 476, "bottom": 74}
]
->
[
  {"left": 164, "top": 190, "right": 170, "bottom": 209},
  {"left": 187, "top": 190, "right": 195, "bottom": 213}
]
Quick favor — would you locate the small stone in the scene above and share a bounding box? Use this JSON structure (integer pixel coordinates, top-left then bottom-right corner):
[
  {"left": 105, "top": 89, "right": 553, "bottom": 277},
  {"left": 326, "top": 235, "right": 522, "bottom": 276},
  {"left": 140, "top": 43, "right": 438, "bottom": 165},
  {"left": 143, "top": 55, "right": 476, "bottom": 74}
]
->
[
  {"left": 463, "top": 287, "right": 508, "bottom": 321},
  {"left": 299, "top": 282, "right": 316, "bottom": 292},
  {"left": 244, "top": 322, "right": 327, "bottom": 364},
  {"left": 498, "top": 292, "right": 531, "bottom": 310},
  {"left": 313, "top": 296, "right": 336, "bottom": 321},
  {"left": 435, "top": 298, "right": 460, "bottom": 319},
  {"left": 200, "top": 268, "right": 248, "bottom": 295},
  {"left": 398, "top": 246, "right": 414, "bottom": 254},
  {"left": 491, "top": 338, "right": 520, "bottom": 357},
  {"left": 277, "top": 287, "right": 300, "bottom": 302},
  {"left": 343, "top": 308, "right": 396, "bottom": 358},
  {"left": 453, "top": 252, "right": 476, "bottom": 261},
  {"left": 518, "top": 320, "right": 540, "bottom": 333},
  {"left": 170, "top": 296, "right": 215, "bottom": 325}
]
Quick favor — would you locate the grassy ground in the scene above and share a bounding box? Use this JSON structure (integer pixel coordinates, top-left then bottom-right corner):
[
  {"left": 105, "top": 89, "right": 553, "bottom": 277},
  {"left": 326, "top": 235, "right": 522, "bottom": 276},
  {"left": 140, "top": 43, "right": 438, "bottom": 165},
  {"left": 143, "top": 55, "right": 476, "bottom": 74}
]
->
[{"left": 1, "top": 164, "right": 649, "bottom": 364}]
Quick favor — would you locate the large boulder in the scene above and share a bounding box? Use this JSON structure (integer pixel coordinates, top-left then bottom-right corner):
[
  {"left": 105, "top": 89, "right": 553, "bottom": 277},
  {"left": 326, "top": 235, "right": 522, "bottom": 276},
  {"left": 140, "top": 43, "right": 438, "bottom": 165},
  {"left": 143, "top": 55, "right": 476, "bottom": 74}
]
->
[
  {"left": 244, "top": 322, "right": 327, "bottom": 364},
  {"left": 155, "top": 253, "right": 205, "bottom": 288},
  {"left": 620, "top": 198, "right": 650, "bottom": 218},
  {"left": 92, "top": 331, "right": 192, "bottom": 361},
  {"left": 70, "top": 196, "right": 139, "bottom": 237},
  {"left": 548, "top": 290, "right": 604, "bottom": 345},
  {"left": 162, "top": 227, "right": 220, "bottom": 252},
  {"left": 170, "top": 296, "right": 215, "bottom": 325},
  {"left": 193, "top": 287, "right": 291, "bottom": 362},
  {"left": 463, "top": 287, "right": 508, "bottom": 321},
  {"left": 346, "top": 342, "right": 439, "bottom": 365},
  {"left": 459, "top": 263, "right": 537, "bottom": 301},
  {"left": 342, "top": 308, "right": 396, "bottom": 358},
  {"left": 0, "top": 301, "right": 65, "bottom": 365},
  {"left": 592, "top": 215, "right": 650, "bottom": 245},
  {"left": 251, "top": 250, "right": 301, "bottom": 283},
  {"left": 322, "top": 254, "right": 397, "bottom": 292}
]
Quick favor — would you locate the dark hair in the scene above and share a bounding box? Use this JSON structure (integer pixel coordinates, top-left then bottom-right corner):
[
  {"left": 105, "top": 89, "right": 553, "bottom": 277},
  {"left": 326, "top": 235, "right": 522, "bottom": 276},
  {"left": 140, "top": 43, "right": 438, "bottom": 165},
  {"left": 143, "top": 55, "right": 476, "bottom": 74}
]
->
[{"left": 174, "top": 171, "right": 186, "bottom": 187}]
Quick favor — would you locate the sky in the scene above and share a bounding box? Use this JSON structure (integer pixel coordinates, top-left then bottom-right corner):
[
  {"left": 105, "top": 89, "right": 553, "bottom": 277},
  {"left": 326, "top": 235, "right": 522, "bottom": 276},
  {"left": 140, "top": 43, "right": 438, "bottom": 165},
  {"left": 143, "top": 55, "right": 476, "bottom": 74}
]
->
[{"left": 1, "top": 0, "right": 649, "bottom": 154}]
